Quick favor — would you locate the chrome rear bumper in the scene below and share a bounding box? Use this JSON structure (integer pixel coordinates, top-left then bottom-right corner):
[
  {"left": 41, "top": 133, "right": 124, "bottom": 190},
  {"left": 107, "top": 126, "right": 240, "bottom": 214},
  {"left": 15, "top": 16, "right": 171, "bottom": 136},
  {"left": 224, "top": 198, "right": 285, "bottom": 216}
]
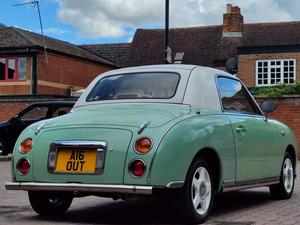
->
[{"left": 5, "top": 182, "right": 152, "bottom": 195}]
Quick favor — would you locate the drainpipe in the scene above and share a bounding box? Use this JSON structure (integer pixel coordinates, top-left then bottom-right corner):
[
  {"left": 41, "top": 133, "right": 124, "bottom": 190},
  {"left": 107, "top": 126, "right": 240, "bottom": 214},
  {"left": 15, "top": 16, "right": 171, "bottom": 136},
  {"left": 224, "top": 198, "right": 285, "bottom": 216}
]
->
[
  {"left": 31, "top": 52, "right": 37, "bottom": 95},
  {"left": 164, "top": 0, "right": 169, "bottom": 64}
]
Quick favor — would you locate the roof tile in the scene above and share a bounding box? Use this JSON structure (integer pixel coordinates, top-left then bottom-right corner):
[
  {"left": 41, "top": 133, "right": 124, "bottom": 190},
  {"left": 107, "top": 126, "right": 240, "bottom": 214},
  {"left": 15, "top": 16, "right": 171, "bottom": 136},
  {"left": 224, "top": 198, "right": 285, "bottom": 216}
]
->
[
  {"left": 126, "top": 21, "right": 300, "bottom": 67},
  {"left": 0, "top": 26, "right": 116, "bottom": 67},
  {"left": 80, "top": 43, "right": 131, "bottom": 67}
]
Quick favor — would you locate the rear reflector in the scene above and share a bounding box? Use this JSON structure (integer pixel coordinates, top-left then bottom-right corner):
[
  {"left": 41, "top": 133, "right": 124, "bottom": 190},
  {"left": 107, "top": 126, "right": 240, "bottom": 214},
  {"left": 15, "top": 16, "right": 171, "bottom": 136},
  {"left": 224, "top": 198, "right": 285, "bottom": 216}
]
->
[
  {"left": 129, "top": 160, "right": 146, "bottom": 177},
  {"left": 16, "top": 158, "right": 30, "bottom": 175}
]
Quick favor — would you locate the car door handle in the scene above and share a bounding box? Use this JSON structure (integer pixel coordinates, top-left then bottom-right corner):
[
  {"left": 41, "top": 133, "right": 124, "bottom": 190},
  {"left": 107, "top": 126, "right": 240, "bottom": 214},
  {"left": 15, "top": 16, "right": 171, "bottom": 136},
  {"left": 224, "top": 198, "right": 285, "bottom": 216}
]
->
[{"left": 236, "top": 126, "right": 246, "bottom": 133}]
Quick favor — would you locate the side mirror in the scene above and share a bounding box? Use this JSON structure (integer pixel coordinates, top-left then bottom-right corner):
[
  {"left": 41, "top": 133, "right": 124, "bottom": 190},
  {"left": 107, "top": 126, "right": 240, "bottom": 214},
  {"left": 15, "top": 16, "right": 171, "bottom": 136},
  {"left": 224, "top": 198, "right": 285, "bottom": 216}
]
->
[{"left": 261, "top": 100, "right": 277, "bottom": 114}]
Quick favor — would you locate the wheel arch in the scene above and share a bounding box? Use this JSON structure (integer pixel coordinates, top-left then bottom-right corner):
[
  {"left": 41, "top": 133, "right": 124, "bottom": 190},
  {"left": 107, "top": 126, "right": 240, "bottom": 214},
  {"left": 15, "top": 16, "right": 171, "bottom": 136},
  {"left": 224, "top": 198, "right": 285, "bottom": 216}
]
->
[
  {"left": 190, "top": 147, "right": 223, "bottom": 192},
  {"left": 286, "top": 144, "right": 297, "bottom": 174}
]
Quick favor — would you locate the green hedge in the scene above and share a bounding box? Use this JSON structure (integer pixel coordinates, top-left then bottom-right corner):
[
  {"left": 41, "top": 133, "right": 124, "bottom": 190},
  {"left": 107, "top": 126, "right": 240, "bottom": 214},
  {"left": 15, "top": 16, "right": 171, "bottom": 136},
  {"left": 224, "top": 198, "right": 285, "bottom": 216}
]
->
[{"left": 249, "top": 82, "right": 300, "bottom": 97}]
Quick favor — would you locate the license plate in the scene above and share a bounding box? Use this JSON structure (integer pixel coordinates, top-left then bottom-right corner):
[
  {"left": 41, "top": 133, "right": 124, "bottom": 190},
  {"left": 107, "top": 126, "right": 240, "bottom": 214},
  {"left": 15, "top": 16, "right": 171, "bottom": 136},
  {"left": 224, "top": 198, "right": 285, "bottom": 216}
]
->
[{"left": 55, "top": 149, "right": 97, "bottom": 173}]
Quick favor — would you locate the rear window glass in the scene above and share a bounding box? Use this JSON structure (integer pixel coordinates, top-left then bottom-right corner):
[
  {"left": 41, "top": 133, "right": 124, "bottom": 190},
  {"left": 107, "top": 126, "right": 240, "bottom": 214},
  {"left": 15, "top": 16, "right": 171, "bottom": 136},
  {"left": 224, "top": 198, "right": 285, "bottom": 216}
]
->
[{"left": 86, "top": 72, "right": 180, "bottom": 102}]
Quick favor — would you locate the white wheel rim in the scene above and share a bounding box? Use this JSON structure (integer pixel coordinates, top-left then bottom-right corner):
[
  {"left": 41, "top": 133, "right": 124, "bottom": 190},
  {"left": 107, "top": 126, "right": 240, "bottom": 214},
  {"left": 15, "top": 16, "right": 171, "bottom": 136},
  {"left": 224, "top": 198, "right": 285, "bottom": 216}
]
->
[
  {"left": 283, "top": 158, "right": 294, "bottom": 193},
  {"left": 191, "top": 167, "right": 212, "bottom": 215}
]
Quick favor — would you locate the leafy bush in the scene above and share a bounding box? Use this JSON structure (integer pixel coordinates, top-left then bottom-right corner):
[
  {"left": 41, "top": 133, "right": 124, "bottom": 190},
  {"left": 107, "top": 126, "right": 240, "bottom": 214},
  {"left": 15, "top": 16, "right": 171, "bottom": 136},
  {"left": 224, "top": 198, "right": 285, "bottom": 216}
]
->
[{"left": 249, "top": 82, "right": 300, "bottom": 97}]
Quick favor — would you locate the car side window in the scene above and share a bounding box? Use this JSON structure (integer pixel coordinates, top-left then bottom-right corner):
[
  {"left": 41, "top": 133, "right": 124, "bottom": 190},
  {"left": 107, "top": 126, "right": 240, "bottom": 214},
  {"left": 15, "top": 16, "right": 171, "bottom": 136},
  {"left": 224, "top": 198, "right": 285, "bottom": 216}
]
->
[
  {"left": 21, "top": 106, "right": 49, "bottom": 120},
  {"left": 51, "top": 106, "right": 72, "bottom": 117},
  {"left": 217, "top": 77, "right": 261, "bottom": 115}
]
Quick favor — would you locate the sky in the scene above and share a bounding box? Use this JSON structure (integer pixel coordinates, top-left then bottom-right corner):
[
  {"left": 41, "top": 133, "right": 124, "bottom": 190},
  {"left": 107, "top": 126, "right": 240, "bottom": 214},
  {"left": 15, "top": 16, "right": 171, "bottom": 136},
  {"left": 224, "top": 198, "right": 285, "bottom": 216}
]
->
[{"left": 1, "top": 0, "right": 300, "bottom": 45}]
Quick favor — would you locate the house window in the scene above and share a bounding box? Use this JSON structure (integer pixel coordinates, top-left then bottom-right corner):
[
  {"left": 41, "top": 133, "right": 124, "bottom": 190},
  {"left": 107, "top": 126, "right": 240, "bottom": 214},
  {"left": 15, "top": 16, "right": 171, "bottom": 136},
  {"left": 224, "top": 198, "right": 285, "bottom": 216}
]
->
[
  {"left": 18, "top": 58, "right": 27, "bottom": 80},
  {"left": 256, "top": 59, "right": 296, "bottom": 86},
  {"left": 0, "top": 57, "right": 27, "bottom": 81}
]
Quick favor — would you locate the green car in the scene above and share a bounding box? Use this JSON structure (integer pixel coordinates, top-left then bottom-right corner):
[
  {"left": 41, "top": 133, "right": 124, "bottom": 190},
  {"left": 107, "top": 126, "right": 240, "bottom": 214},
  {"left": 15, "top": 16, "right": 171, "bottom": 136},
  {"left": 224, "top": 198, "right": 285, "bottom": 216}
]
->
[{"left": 6, "top": 65, "right": 298, "bottom": 224}]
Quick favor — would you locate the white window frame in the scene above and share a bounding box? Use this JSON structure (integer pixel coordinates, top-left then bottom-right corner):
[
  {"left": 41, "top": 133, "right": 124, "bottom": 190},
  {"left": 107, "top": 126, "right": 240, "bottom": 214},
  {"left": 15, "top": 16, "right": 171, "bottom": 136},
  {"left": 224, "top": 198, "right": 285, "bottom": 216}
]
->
[{"left": 256, "top": 59, "right": 296, "bottom": 87}]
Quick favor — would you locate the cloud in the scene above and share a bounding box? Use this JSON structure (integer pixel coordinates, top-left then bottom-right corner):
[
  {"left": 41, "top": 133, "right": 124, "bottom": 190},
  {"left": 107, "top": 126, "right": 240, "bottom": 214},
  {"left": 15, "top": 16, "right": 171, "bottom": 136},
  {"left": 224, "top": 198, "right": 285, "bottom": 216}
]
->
[
  {"left": 12, "top": 25, "right": 32, "bottom": 32},
  {"left": 54, "top": 0, "right": 297, "bottom": 39},
  {"left": 43, "top": 27, "right": 69, "bottom": 35}
]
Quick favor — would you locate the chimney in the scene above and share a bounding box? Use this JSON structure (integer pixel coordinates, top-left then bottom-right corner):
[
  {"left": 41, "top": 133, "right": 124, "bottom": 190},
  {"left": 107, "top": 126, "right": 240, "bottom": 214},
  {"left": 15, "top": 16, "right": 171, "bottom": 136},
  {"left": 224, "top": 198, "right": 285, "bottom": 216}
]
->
[{"left": 223, "top": 4, "right": 243, "bottom": 37}]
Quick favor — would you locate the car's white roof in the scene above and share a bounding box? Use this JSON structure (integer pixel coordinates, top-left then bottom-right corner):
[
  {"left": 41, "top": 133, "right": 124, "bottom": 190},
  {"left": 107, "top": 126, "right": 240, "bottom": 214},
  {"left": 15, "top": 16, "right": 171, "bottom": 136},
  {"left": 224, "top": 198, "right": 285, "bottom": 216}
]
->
[
  {"left": 111, "top": 64, "right": 198, "bottom": 72},
  {"left": 101, "top": 64, "right": 234, "bottom": 78},
  {"left": 74, "top": 64, "right": 236, "bottom": 110}
]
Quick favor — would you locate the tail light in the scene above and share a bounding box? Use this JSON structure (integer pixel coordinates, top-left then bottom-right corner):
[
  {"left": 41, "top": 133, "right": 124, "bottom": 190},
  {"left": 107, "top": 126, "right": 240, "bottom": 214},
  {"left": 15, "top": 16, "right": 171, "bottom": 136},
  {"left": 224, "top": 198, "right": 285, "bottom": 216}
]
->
[
  {"left": 16, "top": 158, "right": 30, "bottom": 175},
  {"left": 134, "top": 137, "right": 152, "bottom": 154},
  {"left": 129, "top": 160, "right": 146, "bottom": 177},
  {"left": 19, "top": 138, "right": 33, "bottom": 154}
]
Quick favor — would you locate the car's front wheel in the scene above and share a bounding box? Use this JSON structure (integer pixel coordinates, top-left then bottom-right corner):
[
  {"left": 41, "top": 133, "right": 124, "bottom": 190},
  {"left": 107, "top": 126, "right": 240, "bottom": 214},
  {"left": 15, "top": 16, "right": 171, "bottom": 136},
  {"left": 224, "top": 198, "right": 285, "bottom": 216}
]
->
[
  {"left": 178, "top": 158, "right": 214, "bottom": 224},
  {"left": 28, "top": 191, "right": 73, "bottom": 216},
  {"left": 269, "top": 152, "right": 295, "bottom": 199}
]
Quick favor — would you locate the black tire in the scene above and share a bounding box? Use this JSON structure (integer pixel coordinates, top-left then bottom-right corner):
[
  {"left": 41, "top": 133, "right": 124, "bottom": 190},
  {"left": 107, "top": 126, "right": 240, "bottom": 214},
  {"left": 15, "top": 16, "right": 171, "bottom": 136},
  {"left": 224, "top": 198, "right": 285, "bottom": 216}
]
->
[
  {"left": 177, "top": 159, "right": 215, "bottom": 224},
  {"left": 269, "top": 152, "right": 295, "bottom": 199},
  {"left": 28, "top": 191, "right": 73, "bottom": 217},
  {"left": 0, "top": 139, "right": 8, "bottom": 156}
]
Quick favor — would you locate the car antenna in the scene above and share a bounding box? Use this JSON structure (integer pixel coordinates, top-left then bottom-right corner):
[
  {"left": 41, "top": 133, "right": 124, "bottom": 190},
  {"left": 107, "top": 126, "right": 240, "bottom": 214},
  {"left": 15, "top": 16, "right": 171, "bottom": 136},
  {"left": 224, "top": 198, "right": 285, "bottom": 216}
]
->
[{"left": 13, "top": 0, "right": 48, "bottom": 64}]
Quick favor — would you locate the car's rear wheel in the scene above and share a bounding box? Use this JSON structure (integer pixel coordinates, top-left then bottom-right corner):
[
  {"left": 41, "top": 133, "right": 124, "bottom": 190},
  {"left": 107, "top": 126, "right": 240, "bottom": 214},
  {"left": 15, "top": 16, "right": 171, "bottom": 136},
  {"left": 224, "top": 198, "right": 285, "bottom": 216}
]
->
[
  {"left": 28, "top": 191, "right": 73, "bottom": 216},
  {"left": 177, "top": 159, "right": 214, "bottom": 224},
  {"left": 269, "top": 152, "right": 295, "bottom": 199}
]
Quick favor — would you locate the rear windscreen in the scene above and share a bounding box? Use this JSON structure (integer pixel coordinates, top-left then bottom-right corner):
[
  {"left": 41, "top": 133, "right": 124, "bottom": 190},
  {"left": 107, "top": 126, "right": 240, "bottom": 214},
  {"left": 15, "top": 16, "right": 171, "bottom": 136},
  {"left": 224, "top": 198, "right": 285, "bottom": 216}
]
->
[{"left": 86, "top": 72, "right": 180, "bottom": 102}]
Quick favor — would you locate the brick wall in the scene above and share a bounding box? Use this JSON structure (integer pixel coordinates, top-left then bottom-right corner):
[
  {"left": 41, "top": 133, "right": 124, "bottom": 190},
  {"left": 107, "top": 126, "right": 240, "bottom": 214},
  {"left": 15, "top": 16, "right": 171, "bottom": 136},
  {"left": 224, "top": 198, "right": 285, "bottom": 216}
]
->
[
  {"left": 238, "top": 52, "right": 300, "bottom": 87},
  {"left": 37, "top": 52, "right": 113, "bottom": 95},
  {"left": 0, "top": 83, "right": 31, "bottom": 95}
]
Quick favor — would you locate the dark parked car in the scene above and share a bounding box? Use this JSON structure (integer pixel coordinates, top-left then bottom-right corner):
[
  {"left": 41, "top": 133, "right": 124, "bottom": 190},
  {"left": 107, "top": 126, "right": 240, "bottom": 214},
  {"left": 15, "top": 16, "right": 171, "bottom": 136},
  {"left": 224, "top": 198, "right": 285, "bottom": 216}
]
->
[{"left": 0, "top": 101, "right": 75, "bottom": 155}]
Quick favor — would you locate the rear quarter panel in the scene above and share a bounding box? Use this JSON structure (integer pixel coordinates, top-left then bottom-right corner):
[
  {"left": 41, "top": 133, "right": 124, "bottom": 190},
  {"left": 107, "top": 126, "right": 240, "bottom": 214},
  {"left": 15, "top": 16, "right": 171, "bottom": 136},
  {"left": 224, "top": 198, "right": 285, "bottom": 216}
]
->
[{"left": 149, "top": 113, "right": 236, "bottom": 189}]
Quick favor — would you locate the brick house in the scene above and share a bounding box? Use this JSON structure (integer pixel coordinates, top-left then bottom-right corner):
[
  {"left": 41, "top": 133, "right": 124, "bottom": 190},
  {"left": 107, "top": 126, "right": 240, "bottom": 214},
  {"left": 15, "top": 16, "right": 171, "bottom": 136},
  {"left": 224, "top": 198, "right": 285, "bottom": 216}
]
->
[
  {"left": 81, "top": 5, "right": 300, "bottom": 156},
  {"left": 0, "top": 24, "right": 116, "bottom": 96},
  {"left": 83, "top": 4, "right": 300, "bottom": 89}
]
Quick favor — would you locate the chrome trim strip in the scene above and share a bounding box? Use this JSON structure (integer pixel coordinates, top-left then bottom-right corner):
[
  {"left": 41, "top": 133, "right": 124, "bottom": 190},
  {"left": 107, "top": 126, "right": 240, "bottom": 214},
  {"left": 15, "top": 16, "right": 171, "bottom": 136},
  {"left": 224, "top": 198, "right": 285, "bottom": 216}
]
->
[
  {"left": 5, "top": 182, "right": 153, "bottom": 195},
  {"left": 137, "top": 120, "right": 151, "bottom": 135},
  {"left": 35, "top": 121, "right": 47, "bottom": 135},
  {"left": 52, "top": 141, "right": 107, "bottom": 148},
  {"left": 166, "top": 181, "right": 184, "bottom": 188},
  {"left": 223, "top": 177, "right": 280, "bottom": 192}
]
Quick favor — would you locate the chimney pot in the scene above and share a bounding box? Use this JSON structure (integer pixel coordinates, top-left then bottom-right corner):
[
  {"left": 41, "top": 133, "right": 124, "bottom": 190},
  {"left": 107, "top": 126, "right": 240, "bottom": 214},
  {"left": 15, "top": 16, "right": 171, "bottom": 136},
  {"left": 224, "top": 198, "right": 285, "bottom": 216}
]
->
[
  {"left": 223, "top": 4, "right": 243, "bottom": 36},
  {"left": 226, "top": 4, "right": 233, "bottom": 13},
  {"left": 233, "top": 6, "right": 241, "bottom": 14}
]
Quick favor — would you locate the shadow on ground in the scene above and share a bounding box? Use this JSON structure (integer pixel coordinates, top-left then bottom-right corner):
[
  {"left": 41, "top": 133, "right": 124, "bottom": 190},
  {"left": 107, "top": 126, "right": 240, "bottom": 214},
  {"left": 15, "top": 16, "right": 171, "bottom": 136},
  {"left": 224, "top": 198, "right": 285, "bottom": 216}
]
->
[{"left": 23, "top": 189, "right": 274, "bottom": 225}]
